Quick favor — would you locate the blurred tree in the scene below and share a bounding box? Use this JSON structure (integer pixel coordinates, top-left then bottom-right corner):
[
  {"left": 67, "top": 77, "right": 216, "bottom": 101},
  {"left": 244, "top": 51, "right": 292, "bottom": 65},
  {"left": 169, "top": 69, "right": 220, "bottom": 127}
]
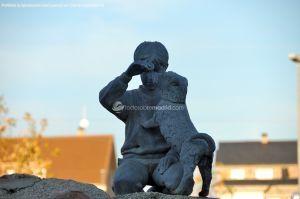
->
[{"left": 0, "top": 96, "right": 58, "bottom": 177}]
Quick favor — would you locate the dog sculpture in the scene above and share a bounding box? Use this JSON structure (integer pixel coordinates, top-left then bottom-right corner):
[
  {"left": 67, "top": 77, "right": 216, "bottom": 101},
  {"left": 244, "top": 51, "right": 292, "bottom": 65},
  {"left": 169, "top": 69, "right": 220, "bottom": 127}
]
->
[{"left": 142, "top": 71, "right": 215, "bottom": 196}]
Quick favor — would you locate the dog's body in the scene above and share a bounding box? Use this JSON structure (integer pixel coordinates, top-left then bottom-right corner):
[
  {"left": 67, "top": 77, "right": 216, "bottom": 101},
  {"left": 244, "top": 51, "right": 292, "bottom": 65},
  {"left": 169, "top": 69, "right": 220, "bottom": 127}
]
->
[{"left": 142, "top": 71, "right": 215, "bottom": 196}]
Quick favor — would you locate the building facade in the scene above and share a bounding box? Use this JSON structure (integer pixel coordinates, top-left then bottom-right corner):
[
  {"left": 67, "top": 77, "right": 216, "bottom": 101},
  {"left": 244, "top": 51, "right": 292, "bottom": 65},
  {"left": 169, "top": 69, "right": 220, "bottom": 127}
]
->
[{"left": 214, "top": 135, "right": 298, "bottom": 199}]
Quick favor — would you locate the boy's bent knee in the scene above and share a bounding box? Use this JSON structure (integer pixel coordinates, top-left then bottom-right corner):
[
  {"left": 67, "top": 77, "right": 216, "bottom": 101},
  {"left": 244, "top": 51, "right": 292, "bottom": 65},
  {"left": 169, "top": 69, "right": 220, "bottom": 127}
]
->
[
  {"left": 113, "top": 177, "right": 144, "bottom": 195},
  {"left": 112, "top": 159, "right": 149, "bottom": 195}
]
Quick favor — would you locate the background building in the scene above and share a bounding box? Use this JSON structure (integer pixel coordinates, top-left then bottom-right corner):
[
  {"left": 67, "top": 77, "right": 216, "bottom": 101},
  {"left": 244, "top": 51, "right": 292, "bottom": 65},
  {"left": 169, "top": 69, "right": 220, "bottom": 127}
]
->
[
  {"left": 214, "top": 134, "right": 297, "bottom": 199},
  {"left": 1, "top": 135, "right": 116, "bottom": 195}
]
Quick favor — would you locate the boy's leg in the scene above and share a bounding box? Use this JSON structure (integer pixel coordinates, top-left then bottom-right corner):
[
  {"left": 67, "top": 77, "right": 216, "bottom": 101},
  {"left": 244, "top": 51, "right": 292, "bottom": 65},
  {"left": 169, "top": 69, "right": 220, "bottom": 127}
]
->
[
  {"left": 112, "top": 159, "right": 148, "bottom": 195},
  {"left": 152, "top": 161, "right": 183, "bottom": 193}
]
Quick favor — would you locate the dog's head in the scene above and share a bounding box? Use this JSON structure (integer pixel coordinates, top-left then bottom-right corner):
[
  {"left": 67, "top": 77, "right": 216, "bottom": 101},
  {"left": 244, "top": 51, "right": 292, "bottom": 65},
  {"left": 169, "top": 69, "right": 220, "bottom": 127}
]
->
[{"left": 161, "top": 71, "right": 188, "bottom": 103}]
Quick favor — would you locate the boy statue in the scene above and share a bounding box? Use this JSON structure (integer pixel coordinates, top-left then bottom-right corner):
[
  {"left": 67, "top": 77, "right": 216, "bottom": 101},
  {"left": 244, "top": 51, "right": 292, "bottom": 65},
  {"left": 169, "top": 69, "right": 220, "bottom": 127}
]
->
[
  {"left": 99, "top": 41, "right": 214, "bottom": 196},
  {"left": 100, "top": 41, "right": 184, "bottom": 195}
]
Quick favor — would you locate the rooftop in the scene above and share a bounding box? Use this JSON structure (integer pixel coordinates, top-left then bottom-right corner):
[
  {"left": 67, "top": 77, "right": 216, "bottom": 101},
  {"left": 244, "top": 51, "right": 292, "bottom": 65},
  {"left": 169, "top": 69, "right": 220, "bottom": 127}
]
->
[
  {"left": 216, "top": 141, "right": 297, "bottom": 165},
  {"left": 2, "top": 135, "right": 116, "bottom": 185}
]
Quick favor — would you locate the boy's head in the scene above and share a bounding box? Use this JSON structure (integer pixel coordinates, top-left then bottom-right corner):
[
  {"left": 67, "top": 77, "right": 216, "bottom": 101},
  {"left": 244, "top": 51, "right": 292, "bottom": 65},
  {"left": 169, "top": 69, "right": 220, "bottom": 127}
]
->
[
  {"left": 134, "top": 41, "right": 169, "bottom": 90},
  {"left": 134, "top": 41, "right": 169, "bottom": 69}
]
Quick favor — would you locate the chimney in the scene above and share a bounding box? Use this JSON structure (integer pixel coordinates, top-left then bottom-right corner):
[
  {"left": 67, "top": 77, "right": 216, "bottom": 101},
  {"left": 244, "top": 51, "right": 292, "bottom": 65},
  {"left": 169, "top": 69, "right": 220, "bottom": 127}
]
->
[{"left": 261, "top": 132, "right": 268, "bottom": 144}]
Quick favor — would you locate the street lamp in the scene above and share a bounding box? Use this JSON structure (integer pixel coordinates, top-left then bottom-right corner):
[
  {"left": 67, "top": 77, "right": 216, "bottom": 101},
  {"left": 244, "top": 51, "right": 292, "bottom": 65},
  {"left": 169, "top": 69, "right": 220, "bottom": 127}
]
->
[{"left": 289, "top": 53, "right": 300, "bottom": 194}]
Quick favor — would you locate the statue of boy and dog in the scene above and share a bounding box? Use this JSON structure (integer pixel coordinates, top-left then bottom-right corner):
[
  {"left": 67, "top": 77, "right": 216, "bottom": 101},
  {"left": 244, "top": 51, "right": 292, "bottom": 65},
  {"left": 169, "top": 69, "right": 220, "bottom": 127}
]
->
[{"left": 99, "top": 41, "right": 215, "bottom": 197}]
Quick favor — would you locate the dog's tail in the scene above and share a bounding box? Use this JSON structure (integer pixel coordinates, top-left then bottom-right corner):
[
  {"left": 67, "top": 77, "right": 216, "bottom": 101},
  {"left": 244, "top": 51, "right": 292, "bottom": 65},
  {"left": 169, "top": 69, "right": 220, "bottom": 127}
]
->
[{"left": 190, "top": 133, "right": 215, "bottom": 153}]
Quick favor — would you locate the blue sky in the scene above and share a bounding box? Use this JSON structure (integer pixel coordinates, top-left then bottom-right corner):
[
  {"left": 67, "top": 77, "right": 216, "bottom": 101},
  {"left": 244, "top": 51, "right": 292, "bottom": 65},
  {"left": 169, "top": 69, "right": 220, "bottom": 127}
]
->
[{"left": 1, "top": 0, "right": 300, "bottom": 157}]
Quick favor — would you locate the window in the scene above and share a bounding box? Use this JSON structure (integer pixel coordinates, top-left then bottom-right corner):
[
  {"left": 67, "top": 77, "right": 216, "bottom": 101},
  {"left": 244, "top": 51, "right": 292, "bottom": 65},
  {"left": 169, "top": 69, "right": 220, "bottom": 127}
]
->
[
  {"left": 255, "top": 168, "right": 273, "bottom": 179},
  {"left": 232, "top": 192, "right": 264, "bottom": 199},
  {"left": 230, "top": 169, "right": 245, "bottom": 179},
  {"left": 6, "top": 169, "right": 15, "bottom": 175}
]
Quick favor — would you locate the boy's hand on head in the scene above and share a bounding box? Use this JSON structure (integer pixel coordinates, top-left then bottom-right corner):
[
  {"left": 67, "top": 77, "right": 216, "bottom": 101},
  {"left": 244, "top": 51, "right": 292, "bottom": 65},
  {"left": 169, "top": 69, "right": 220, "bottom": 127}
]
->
[{"left": 125, "top": 60, "right": 154, "bottom": 77}]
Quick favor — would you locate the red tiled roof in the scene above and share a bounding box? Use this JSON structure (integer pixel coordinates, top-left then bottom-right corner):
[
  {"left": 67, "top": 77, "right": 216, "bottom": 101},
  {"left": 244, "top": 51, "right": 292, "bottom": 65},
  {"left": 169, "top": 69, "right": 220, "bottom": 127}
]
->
[{"left": 2, "top": 135, "right": 116, "bottom": 186}]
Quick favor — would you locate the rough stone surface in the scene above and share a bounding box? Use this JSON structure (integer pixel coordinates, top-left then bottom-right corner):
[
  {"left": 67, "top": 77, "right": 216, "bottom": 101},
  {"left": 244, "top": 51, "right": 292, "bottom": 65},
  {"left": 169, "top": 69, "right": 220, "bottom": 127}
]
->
[
  {"left": 0, "top": 174, "right": 110, "bottom": 199},
  {"left": 113, "top": 192, "right": 212, "bottom": 199},
  {"left": 0, "top": 174, "right": 214, "bottom": 199}
]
